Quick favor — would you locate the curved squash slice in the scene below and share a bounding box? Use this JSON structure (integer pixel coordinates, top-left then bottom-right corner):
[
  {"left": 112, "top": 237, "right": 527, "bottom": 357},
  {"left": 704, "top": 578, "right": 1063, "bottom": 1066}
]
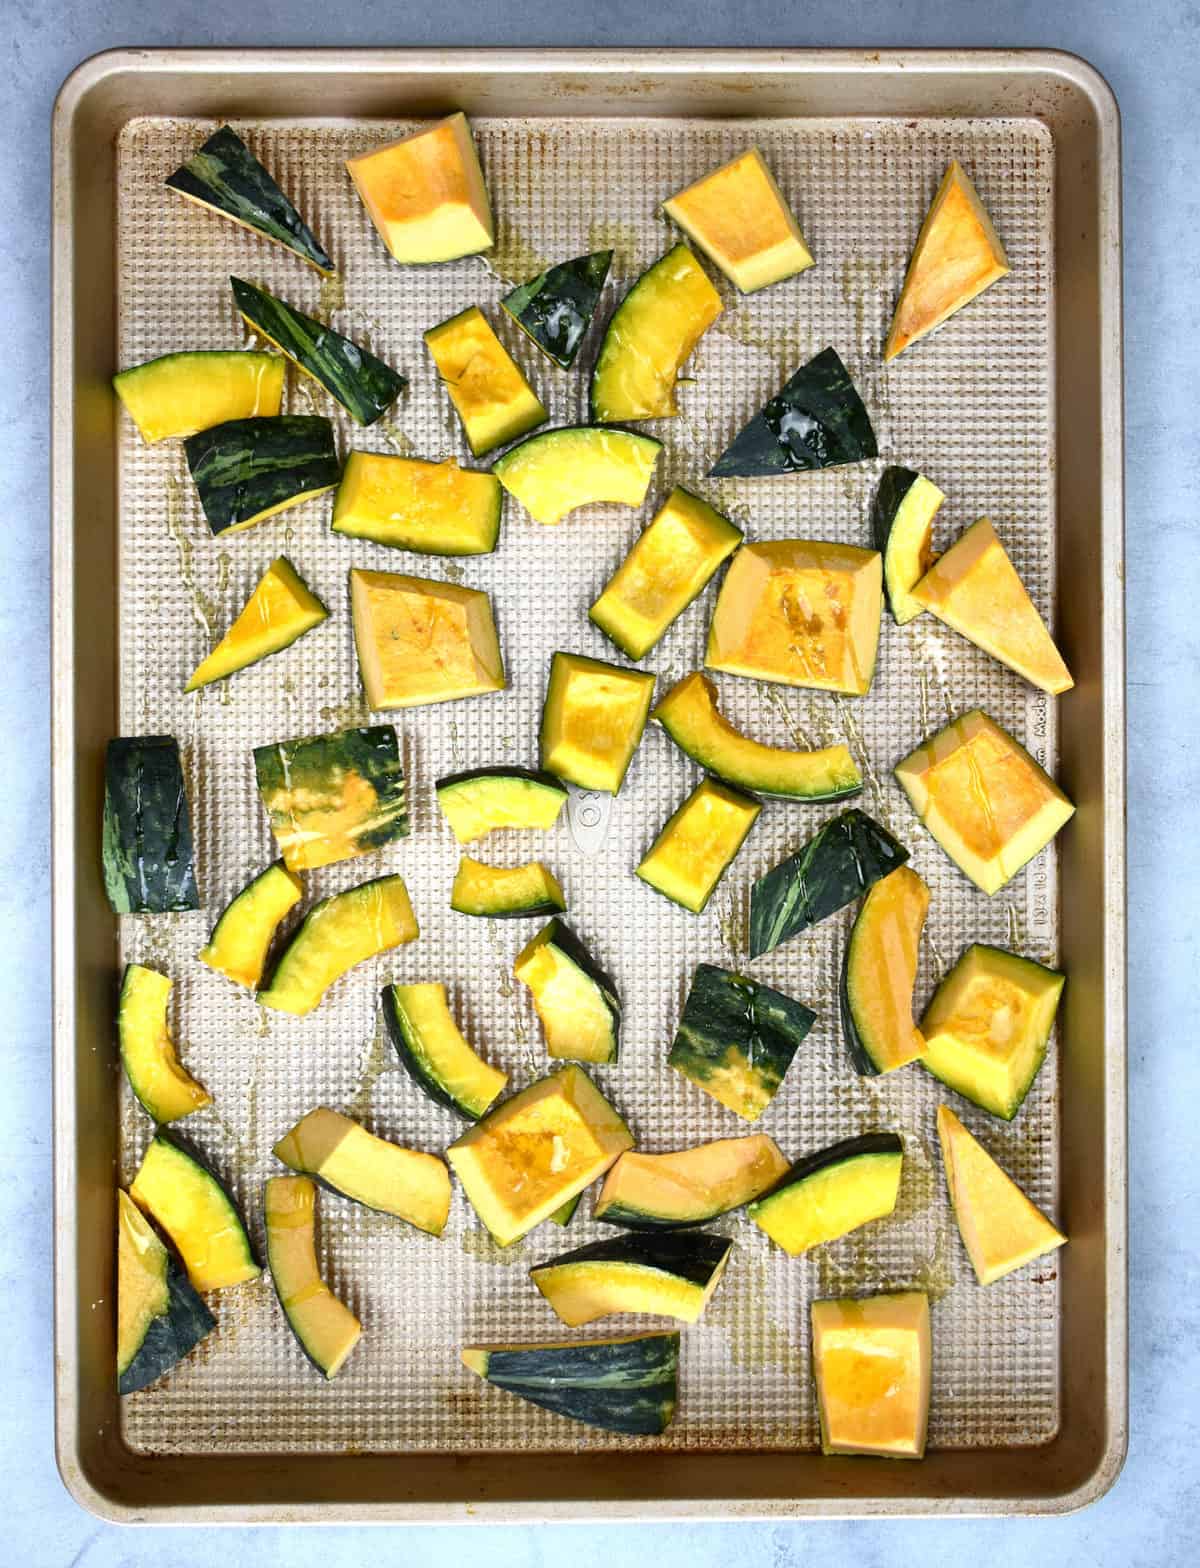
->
[
  {"left": 871, "top": 467, "right": 944, "bottom": 625},
  {"left": 103, "top": 736, "right": 199, "bottom": 915},
  {"left": 185, "top": 556, "right": 327, "bottom": 692},
  {"left": 200, "top": 862, "right": 303, "bottom": 991},
  {"left": 346, "top": 113, "right": 493, "bottom": 265},
  {"left": 183, "top": 415, "right": 339, "bottom": 537},
  {"left": 596, "top": 1135, "right": 789, "bottom": 1229},
  {"left": 664, "top": 148, "right": 813, "bottom": 294},
  {"left": 114, "top": 351, "right": 284, "bottom": 444},
  {"left": 709, "top": 348, "right": 876, "bottom": 477},
  {"left": 530, "top": 1232, "right": 733, "bottom": 1326},
  {"left": 540, "top": 652, "right": 655, "bottom": 793},
  {"left": 130, "top": 1133, "right": 260, "bottom": 1292},
  {"left": 636, "top": 776, "right": 760, "bottom": 914},
  {"left": 747, "top": 1132, "right": 904, "bottom": 1256},
  {"left": 350, "top": 568, "right": 505, "bottom": 711},
  {"left": 382, "top": 982, "right": 508, "bottom": 1120},
  {"left": 514, "top": 919, "right": 620, "bottom": 1065},
  {"left": 118, "top": 1190, "right": 214, "bottom": 1395},
  {"left": 462, "top": 1331, "right": 679, "bottom": 1435},
  {"left": 435, "top": 766, "right": 568, "bottom": 844},
  {"left": 332, "top": 452, "right": 501, "bottom": 556},
  {"left": 500, "top": 250, "right": 612, "bottom": 368},
  {"left": 265, "top": 1175, "right": 362, "bottom": 1378},
  {"left": 492, "top": 426, "right": 661, "bottom": 525},
  {"left": 424, "top": 306, "right": 546, "bottom": 456},
  {"left": 811, "top": 1292, "right": 931, "bottom": 1458},
  {"left": 274, "top": 1107, "right": 451, "bottom": 1235},
  {"left": 119, "top": 965, "right": 211, "bottom": 1124},
  {"left": 451, "top": 855, "right": 565, "bottom": 918},
  {"left": 840, "top": 867, "right": 930, "bottom": 1076}
]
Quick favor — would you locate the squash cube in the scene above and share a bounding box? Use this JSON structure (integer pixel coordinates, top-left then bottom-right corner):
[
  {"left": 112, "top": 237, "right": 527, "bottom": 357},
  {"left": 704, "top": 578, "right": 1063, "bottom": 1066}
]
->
[
  {"left": 663, "top": 148, "right": 814, "bottom": 293},
  {"left": 424, "top": 306, "right": 547, "bottom": 457},
  {"left": 346, "top": 111, "right": 494, "bottom": 264},
  {"left": 540, "top": 652, "right": 656, "bottom": 793},
  {"left": 811, "top": 1292, "right": 931, "bottom": 1458},
  {"left": 350, "top": 568, "right": 505, "bottom": 710},
  {"left": 636, "top": 776, "right": 761, "bottom": 914}
]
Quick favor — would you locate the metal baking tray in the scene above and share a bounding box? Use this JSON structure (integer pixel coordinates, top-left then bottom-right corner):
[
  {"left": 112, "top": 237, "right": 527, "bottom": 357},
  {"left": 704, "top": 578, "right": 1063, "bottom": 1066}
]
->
[{"left": 51, "top": 48, "right": 1126, "bottom": 1522}]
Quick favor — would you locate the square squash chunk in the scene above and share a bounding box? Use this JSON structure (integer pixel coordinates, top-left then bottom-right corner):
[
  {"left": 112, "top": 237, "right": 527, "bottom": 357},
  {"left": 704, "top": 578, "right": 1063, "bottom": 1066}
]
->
[
  {"left": 350, "top": 567, "right": 505, "bottom": 710},
  {"left": 540, "top": 652, "right": 656, "bottom": 793},
  {"left": 811, "top": 1292, "right": 931, "bottom": 1458},
  {"left": 346, "top": 112, "right": 494, "bottom": 264},
  {"left": 663, "top": 148, "right": 814, "bottom": 293},
  {"left": 424, "top": 305, "right": 547, "bottom": 457}
]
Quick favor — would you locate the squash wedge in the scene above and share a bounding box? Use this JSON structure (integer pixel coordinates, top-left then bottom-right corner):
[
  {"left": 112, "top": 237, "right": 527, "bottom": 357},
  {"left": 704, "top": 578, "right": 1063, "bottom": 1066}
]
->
[
  {"left": 350, "top": 568, "right": 505, "bottom": 710},
  {"left": 513, "top": 919, "right": 620, "bottom": 1065},
  {"left": 425, "top": 305, "right": 547, "bottom": 456},
  {"left": 530, "top": 1231, "right": 733, "bottom": 1326},
  {"left": 332, "top": 452, "right": 501, "bottom": 556},
  {"left": 114, "top": 350, "right": 284, "bottom": 444},
  {"left": 199, "top": 862, "right": 303, "bottom": 991},
  {"left": 636, "top": 776, "right": 760, "bottom": 914},
  {"left": 118, "top": 965, "right": 211, "bottom": 1124},
  {"left": 118, "top": 1190, "right": 214, "bottom": 1394},
  {"left": 595, "top": 1135, "right": 789, "bottom": 1229},
  {"left": 129, "top": 1133, "right": 260, "bottom": 1292},
  {"left": 435, "top": 766, "right": 568, "bottom": 844},
  {"left": 492, "top": 426, "right": 661, "bottom": 525},
  {"left": 540, "top": 652, "right": 655, "bottom": 793},
  {"left": 461, "top": 1331, "right": 678, "bottom": 1435},
  {"left": 450, "top": 856, "right": 566, "bottom": 919},
  {"left": 185, "top": 556, "right": 327, "bottom": 692},
  {"left": 709, "top": 348, "right": 876, "bottom": 477},
  {"left": 274, "top": 1107, "right": 451, "bottom": 1235},
  {"left": 346, "top": 112, "right": 493, "bottom": 264},
  {"left": 840, "top": 866, "right": 931, "bottom": 1075},
  {"left": 747, "top": 1133, "right": 904, "bottom": 1256},
  {"left": 811, "top": 1292, "right": 931, "bottom": 1458},
  {"left": 663, "top": 148, "right": 813, "bottom": 293},
  {"left": 183, "top": 415, "right": 340, "bottom": 536},
  {"left": 265, "top": 1175, "right": 362, "bottom": 1379},
  {"left": 871, "top": 467, "right": 944, "bottom": 625},
  {"left": 500, "top": 250, "right": 612, "bottom": 368},
  {"left": 382, "top": 982, "right": 508, "bottom": 1120}
]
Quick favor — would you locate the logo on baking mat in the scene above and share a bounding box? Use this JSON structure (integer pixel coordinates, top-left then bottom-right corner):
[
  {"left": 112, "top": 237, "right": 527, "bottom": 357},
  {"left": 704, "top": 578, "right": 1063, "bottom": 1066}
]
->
[{"left": 567, "top": 786, "right": 611, "bottom": 856}]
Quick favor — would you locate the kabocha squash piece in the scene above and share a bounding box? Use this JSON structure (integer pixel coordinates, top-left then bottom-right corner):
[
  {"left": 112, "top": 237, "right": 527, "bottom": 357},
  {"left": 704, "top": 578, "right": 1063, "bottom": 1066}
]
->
[
  {"left": 447, "top": 1065, "right": 633, "bottom": 1246},
  {"left": 129, "top": 1132, "right": 260, "bottom": 1292},
  {"left": 540, "top": 652, "right": 655, "bottom": 793},
  {"left": 668, "top": 964, "right": 816, "bottom": 1122},
  {"left": 346, "top": 112, "right": 493, "bottom": 264},
  {"left": 706, "top": 540, "right": 883, "bottom": 696},
  {"left": 710, "top": 347, "right": 877, "bottom": 477},
  {"left": 183, "top": 415, "right": 339, "bottom": 537},
  {"left": 102, "top": 736, "right": 199, "bottom": 915},
  {"left": 664, "top": 147, "right": 814, "bottom": 293},
  {"left": 653, "top": 673, "right": 862, "bottom": 803},
  {"left": 113, "top": 351, "right": 284, "bottom": 444},
  {"left": 885, "top": 160, "right": 1010, "bottom": 361},
  {"left": 461, "top": 1331, "right": 679, "bottom": 1436},
  {"left": 166, "top": 125, "right": 333, "bottom": 273},
  {"left": 253, "top": 725, "right": 408, "bottom": 873},
  {"left": 513, "top": 919, "right": 620, "bottom": 1065},
  {"left": 424, "top": 306, "right": 547, "bottom": 457},
  {"left": 232, "top": 277, "right": 406, "bottom": 428},
  {"left": 184, "top": 556, "right": 327, "bottom": 692},
  {"left": 118, "top": 965, "right": 211, "bottom": 1124},
  {"left": 636, "top": 776, "right": 761, "bottom": 915},
  {"left": 451, "top": 856, "right": 566, "bottom": 919},
  {"left": 257, "top": 873, "right": 419, "bottom": 1016},
  {"left": 589, "top": 487, "right": 743, "bottom": 661},
  {"left": 895, "top": 710, "right": 1074, "bottom": 896},
  {"left": 921, "top": 944, "right": 1064, "bottom": 1120},
  {"left": 549, "top": 1193, "right": 583, "bottom": 1227},
  {"left": 592, "top": 244, "right": 722, "bottom": 423},
  {"left": 332, "top": 452, "right": 501, "bottom": 556},
  {"left": 500, "top": 250, "right": 613, "bottom": 368},
  {"left": 199, "top": 862, "right": 303, "bottom": 991},
  {"left": 747, "top": 1133, "right": 904, "bottom": 1256},
  {"left": 595, "top": 1134, "right": 789, "bottom": 1230},
  {"left": 871, "top": 467, "right": 944, "bottom": 625},
  {"left": 811, "top": 1292, "right": 931, "bottom": 1458},
  {"left": 382, "top": 982, "right": 508, "bottom": 1120},
  {"left": 117, "top": 1190, "right": 214, "bottom": 1395},
  {"left": 435, "top": 766, "right": 568, "bottom": 844},
  {"left": 530, "top": 1232, "right": 733, "bottom": 1326},
  {"left": 911, "top": 518, "right": 1073, "bottom": 694},
  {"left": 748, "top": 809, "right": 909, "bottom": 960},
  {"left": 840, "top": 867, "right": 931, "bottom": 1076},
  {"left": 273, "top": 1107, "right": 451, "bottom": 1236},
  {"left": 350, "top": 568, "right": 505, "bottom": 710},
  {"left": 492, "top": 425, "right": 662, "bottom": 525},
  {"left": 936, "top": 1104, "right": 1065, "bottom": 1284},
  {"left": 265, "top": 1176, "right": 362, "bottom": 1379}
]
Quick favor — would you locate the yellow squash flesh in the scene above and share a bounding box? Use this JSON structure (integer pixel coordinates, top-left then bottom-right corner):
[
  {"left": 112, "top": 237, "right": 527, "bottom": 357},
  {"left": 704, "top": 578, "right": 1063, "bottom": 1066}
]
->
[
  {"left": 350, "top": 567, "right": 505, "bottom": 710},
  {"left": 493, "top": 426, "right": 662, "bottom": 525},
  {"left": 346, "top": 112, "right": 493, "bottom": 264},
  {"left": 119, "top": 965, "right": 212, "bottom": 1123},
  {"left": 843, "top": 867, "right": 931, "bottom": 1073},
  {"left": 114, "top": 350, "right": 284, "bottom": 443},
  {"left": 424, "top": 306, "right": 546, "bottom": 456},
  {"left": 811, "top": 1292, "right": 931, "bottom": 1458},
  {"left": 332, "top": 451, "right": 501, "bottom": 555},
  {"left": 185, "top": 556, "right": 327, "bottom": 692},
  {"left": 663, "top": 148, "right": 814, "bottom": 293},
  {"left": 274, "top": 1108, "right": 451, "bottom": 1235},
  {"left": 595, "top": 1135, "right": 789, "bottom": 1226},
  {"left": 129, "top": 1138, "right": 260, "bottom": 1292},
  {"left": 636, "top": 776, "right": 760, "bottom": 914},
  {"left": 540, "top": 652, "right": 655, "bottom": 793},
  {"left": 265, "top": 1176, "right": 362, "bottom": 1378},
  {"left": 199, "top": 862, "right": 303, "bottom": 991}
]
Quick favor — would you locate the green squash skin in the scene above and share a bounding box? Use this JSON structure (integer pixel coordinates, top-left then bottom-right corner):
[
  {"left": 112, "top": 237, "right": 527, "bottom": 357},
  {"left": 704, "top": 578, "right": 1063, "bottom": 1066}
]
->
[
  {"left": 167, "top": 125, "right": 334, "bottom": 273},
  {"left": 839, "top": 937, "right": 886, "bottom": 1077},
  {"left": 871, "top": 466, "right": 919, "bottom": 555},
  {"left": 523, "top": 918, "right": 622, "bottom": 1062},
  {"left": 436, "top": 765, "right": 568, "bottom": 815},
  {"left": 531, "top": 1230, "right": 731, "bottom": 1287},
  {"left": 501, "top": 250, "right": 613, "bottom": 369},
  {"left": 119, "top": 1242, "right": 216, "bottom": 1395},
  {"left": 102, "top": 737, "right": 199, "bottom": 914},
  {"left": 470, "top": 1332, "right": 679, "bottom": 1435},
  {"left": 144, "top": 1128, "right": 261, "bottom": 1271},
  {"left": 253, "top": 725, "right": 408, "bottom": 867},
  {"left": 669, "top": 964, "right": 816, "bottom": 1113},
  {"left": 183, "top": 415, "right": 340, "bottom": 535},
  {"left": 751, "top": 1131, "right": 904, "bottom": 1210},
  {"left": 748, "top": 809, "right": 910, "bottom": 959},
  {"left": 381, "top": 984, "right": 480, "bottom": 1120},
  {"left": 548, "top": 1192, "right": 583, "bottom": 1227},
  {"left": 232, "top": 277, "right": 405, "bottom": 426},
  {"left": 709, "top": 347, "right": 877, "bottom": 476}
]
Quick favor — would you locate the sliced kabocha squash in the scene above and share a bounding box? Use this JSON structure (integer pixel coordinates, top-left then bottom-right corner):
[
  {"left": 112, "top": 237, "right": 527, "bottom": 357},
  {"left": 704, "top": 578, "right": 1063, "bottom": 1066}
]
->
[
  {"left": 500, "top": 250, "right": 613, "bottom": 369},
  {"left": 895, "top": 710, "right": 1074, "bottom": 896},
  {"left": 811, "top": 1292, "right": 931, "bottom": 1458},
  {"left": 332, "top": 451, "right": 501, "bottom": 556},
  {"left": 668, "top": 964, "right": 816, "bottom": 1122},
  {"left": 591, "top": 243, "right": 723, "bottom": 423},
  {"left": 451, "top": 856, "right": 566, "bottom": 919},
  {"left": 435, "top": 766, "right": 568, "bottom": 844},
  {"left": 117, "top": 1190, "right": 214, "bottom": 1395},
  {"left": 129, "top": 1132, "right": 260, "bottom": 1292},
  {"left": 663, "top": 148, "right": 814, "bottom": 294},
  {"left": 513, "top": 919, "right": 620, "bottom": 1065},
  {"left": 199, "top": 861, "right": 303, "bottom": 991},
  {"left": 382, "top": 982, "right": 508, "bottom": 1120},
  {"left": 530, "top": 1231, "right": 733, "bottom": 1326},
  {"left": 492, "top": 425, "right": 662, "bottom": 525},
  {"left": 424, "top": 306, "right": 547, "bottom": 457},
  {"left": 921, "top": 944, "right": 1064, "bottom": 1120},
  {"left": 840, "top": 866, "right": 931, "bottom": 1076},
  {"left": 709, "top": 347, "right": 877, "bottom": 476},
  {"left": 265, "top": 1175, "right": 362, "bottom": 1378},
  {"left": 871, "top": 466, "right": 944, "bottom": 625},
  {"left": 706, "top": 539, "right": 883, "bottom": 696},
  {"left": 595, "top": 1134, "right": 789, "bottom": 1230},
  {"left": 350, "top": 567, "right": 505, "bottom": 710},
  {"left": 549, "top": 1193, "right": 583, "bottom": 1227},
  {"left": 118, "top": 964, "right": 211, "bottom": 1124},
  {"left": 166, "top": 124, "right": 333, "bottom": 273},
  {"left": 257, "top": 873, "right": 419, "bottom": 1016},
  {"left": 346, "top": 112, "right": 493, "bottom": 264},
  {"left": 636, "top": 776, "right": 760, "bottom": 914},
  {"left": 748, "top": 808, "right": 909, "bottom": 960},
  {"left": 185, "top": 556, "right": 327, "bottom": 692},
  {"left": 274, "top": 1106, "right": 451, "bottom": 1235},
  {"left": 589, "top": 487, "right": 742, "bottom": 661},
  {"left": 540, "top": 652, "right": 655, "bottom": 793},
  {"left": 748, "top": 1132, "right": 904, "bottom": 1256},
  {"left": 183, "top": 415, "right": 339, "bottom": 537},
  {"left": 462, "top": 1331, "right": 679, "bottom": 1436},
  {"left": 885, "top": 160, "right": 1010, "bottom": 361},
  {"left": 102, "top": 736, "right": 199, "bottom": 915},
  {"left": 113, "top": 350, "right": 284, "bottom": 444},
  {"left": 253, "top": 724, "right": 408, "bottom": 872},
  {"left": 447, "top": 1065, "right": 632, "bottom": 1246}
]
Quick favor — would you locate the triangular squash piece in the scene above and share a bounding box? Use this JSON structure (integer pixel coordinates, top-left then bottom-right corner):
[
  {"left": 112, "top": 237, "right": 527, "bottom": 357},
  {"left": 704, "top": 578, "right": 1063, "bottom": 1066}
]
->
[
  {"left": 936, "top": 1104, "right": 1065, "bottom": 1285},
  {"left": 709, "top": 348, "right": 876, "bottom": 477},
  {"left": 912, "top": 518, "right": 1072, "bottom": 694},
  {"left": 885, "top": 161, "right": 1010, "bottom": 361},
  {"left": 185, "top": 557, "right": 327, "bottom": 691}
]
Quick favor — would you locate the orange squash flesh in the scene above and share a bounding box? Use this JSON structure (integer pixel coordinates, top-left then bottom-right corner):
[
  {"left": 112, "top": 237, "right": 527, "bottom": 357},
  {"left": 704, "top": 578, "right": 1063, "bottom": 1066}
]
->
[
  {"left": 350, "top": 568, "right": 505, "bottom": 710},
  {"left": 663, "top": 149, "right": 814, "bottom": 293},
  {"left": 346, "top": 112, "right": 493, "bottom": 264},
  {"left": 842, "top": 867, "right": 931, "bottom": 1074},
  {"left": 811, "top": 1292, "right": 931, "bottom": 1458}
]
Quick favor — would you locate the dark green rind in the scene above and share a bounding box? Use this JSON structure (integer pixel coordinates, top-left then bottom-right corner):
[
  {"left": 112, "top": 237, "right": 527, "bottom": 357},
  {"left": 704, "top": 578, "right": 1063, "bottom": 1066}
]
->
[
  {"left": 532, "top": 918, "right": 622, "bottom": 1063},
  {"left": 709, "top": 347, "right": 877, "bottom": 476},
  {"left": 166, "top": 125, "right": 333, "bottom": 273},
  {"left": 749, "top": 1132, "right": 904, "bottom": 1214},
  {"left": 668, "top": 964, "right": 816, "bottom": 1109},
  {"left": 119, "top": 1243, "right": 215, "bottom": 1395},
  {"left": 871, "top": 466, "right": 919, "bottom": 556},
  {"left": 452, "top": 887, "right": 566, "bottom": 920},
  {"left": 183, "top": 415, "right": 339, "bottom": 536},
  {"left": 102, "top": 737, "right": 199, "bottom": 914},
  {"left": 149, "top": 1129, "right": 261, "bottom": 1267},
  {"left": 231, "top": 277, "right": 406, "bottom": 427},
  {"left": 840, "top": 925, "right": 902, "bottom": 1077},
  {"left": 531, "top": 1230, "right": 732, "bottom": 1288},
  {"left": 748, "top": 809, "right": 910, "bottom": 959},
  {"left": 253, "top": 725, "right": 409, "bottom": 861},
  {"left": 501, "top": 251, "right": 613, "bottom": 369},
  {"left": 380, "top": 983, "right": 478, "bottom": 1121},
  {"left": 470, "top": 1332, "right": 680, "bottom": 1435},
  {"left": 436, "top": 764, "right": 567, "bottom": 797}
]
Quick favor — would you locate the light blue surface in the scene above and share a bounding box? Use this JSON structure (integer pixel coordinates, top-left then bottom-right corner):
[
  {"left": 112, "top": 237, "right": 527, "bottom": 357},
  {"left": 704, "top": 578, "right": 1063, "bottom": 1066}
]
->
[{"left": 9, "top": 5, "right": 1195, "bottom": 1563}]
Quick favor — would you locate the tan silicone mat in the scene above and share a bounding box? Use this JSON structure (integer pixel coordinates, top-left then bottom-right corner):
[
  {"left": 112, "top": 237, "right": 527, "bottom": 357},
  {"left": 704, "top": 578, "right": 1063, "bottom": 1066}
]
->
[{"left": 114, "top": 112, "right": 1059, "bottom": 1457}]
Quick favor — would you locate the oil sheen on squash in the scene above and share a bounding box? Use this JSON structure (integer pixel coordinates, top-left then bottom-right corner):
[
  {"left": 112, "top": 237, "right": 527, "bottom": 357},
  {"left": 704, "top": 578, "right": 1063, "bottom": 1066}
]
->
[
  {"left": 117, "top": 1190, "right": 214, "bottom": 1395},
  {"left": 183, "top": 415, "right": 340, "bottom": 536},
  {"left": 102, "top": 735, "right": 199, "bottom": 915},
  {"left": 435, "top": 766, "right": 568, "bottom": 844},
  {"left": 382, "top": 982, "right": 508, "bottom": 1120},
  {"left": 129, "top": 1133, "right": 260, "bottom": 1292},
  {"left": 113, "top": 350, "right": 284, "bottom": 444},
  {"left": 595, "top": 1134, "right": 789, "bottom": 1229},
  {"left": 513, "top": 919, "right": 620, "bottom": 1064},
  {"left": 424, "top": 305, "right": 547, "bottom": 456},
  {"left": 529, "top": 1231, "right": 733, "bottom": 1326},
  {"left": 708, "top": 347, "right": 877, "bottom": 477},
  {"left": 346, "top": 112, "right": 494, "bottom": 264},
  {"left": 540, "top": 652, "right": 655, "bottom": 793},
  {"left": 118, "top": 964, "right": 212, "bottom": 1124},
  {"left": 199, "top": 861, "right": 303, "bottom": 991},
  {"left": 492, "top": 425, "right": 662, "bottom": 525},
  {"left": 636, "top": 776, "right": 761, "bottom": 914},
  {"left": 500, "top": 250, "right": 613, "bottom": 368},
  {"left": 332, "top": 452, "right": 502, "bottom": 556},
  {"left": 185, "top": 556, "right": 327, "bottom": 692},
  {"left": 747, "top": 1133, "right": 904, "bottom": 1255},
  {"left": 841, "top": 866, "right": 931, "bottom": 1075},
  {"left": 663, "top": 148, "right": 814, "bottom": 293},
  {"left": 461, "top": 1331, "right": 678, "bottom": 1435},
  {"left": 450, "top": 855, "right": 566, "bottom": 918},
  {"left": 350, "top": 568, "right": 506, "bottom": 711},
  {"left": 811, "top": 1292, "right": 931, "bottom": 1457},
  {"left": 265, "top": 1176, "right": 363, "bottom": 1378}
]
